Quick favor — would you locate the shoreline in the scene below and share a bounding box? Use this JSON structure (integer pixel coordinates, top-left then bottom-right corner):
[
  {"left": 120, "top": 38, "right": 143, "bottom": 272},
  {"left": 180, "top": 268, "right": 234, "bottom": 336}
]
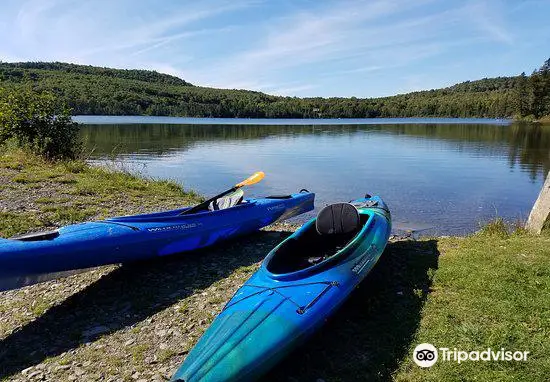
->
[
  {"left": 73, "top": 115, "right": 513, "bottom": 126},
  {"left": 1, "top": 148, "right": 549, "bottom": 381}
]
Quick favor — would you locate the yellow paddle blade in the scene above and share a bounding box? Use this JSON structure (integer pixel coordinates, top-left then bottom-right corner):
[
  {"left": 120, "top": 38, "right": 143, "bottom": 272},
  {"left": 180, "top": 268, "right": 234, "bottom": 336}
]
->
[{"left": 235, "top": 171, "right": 265, "bottom": 188}]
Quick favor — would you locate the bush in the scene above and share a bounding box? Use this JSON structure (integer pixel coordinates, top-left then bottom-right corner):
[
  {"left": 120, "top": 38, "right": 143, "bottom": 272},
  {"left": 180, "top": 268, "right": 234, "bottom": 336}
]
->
[{"left": 0, "top": 88, "right": 81, "bottom": 160}]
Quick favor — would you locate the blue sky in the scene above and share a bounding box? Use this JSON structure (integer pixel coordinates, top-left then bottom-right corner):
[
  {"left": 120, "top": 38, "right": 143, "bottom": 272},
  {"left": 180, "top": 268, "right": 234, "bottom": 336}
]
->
[{"left": 0, "top": 0, "right": 549, "bottom": 97}]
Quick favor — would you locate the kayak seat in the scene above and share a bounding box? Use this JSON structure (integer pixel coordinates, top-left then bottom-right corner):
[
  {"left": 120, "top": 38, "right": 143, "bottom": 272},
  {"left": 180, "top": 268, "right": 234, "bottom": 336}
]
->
[
  {"left": 267, "top": 204, "right": 366, "bottom": 274},
  {"left": 208, "top": 189, "right": 244, "bottom": 211},
  {"left": 316, "top": 203, "right": 360, "bottom": 235}
]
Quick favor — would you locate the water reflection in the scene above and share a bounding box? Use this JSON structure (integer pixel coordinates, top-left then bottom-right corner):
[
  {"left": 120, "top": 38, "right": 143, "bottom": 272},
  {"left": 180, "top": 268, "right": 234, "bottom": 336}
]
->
[
  {"left": 82, "top": 123, "right": 550, "bottom": 178},
  {"left": 80, "top": 122, "right": 550, "bottom": 234}
]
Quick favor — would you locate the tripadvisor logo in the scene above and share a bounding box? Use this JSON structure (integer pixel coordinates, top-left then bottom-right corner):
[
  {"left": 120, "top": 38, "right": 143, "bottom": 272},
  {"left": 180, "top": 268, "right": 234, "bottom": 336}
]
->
[
  {"left": 413, "top": 343, "right": 529, "bottom": 368},
  {"left": 413, "top": 343, "right": 438, "bottom": 367}
]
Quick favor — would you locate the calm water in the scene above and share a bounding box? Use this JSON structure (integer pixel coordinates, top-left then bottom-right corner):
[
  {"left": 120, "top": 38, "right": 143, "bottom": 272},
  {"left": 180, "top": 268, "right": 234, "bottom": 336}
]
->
[{"left": 78, "top": 116, "right": 550, "bottom": 235}]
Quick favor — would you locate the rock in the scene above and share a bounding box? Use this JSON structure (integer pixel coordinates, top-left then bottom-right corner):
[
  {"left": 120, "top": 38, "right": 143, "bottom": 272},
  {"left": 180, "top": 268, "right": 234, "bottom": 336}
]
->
[
  {"left": 27, "top": 370, "right": 42, "bottom": 379},
  {"left": 124, "top": 339, "right": 135, "bottom": 346}
]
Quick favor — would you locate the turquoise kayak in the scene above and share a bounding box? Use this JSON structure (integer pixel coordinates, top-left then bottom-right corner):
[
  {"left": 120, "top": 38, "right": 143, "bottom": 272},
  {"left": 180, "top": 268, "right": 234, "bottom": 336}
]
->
[{"left": 171, "top": 195, "right": 391, "bottom": 381}]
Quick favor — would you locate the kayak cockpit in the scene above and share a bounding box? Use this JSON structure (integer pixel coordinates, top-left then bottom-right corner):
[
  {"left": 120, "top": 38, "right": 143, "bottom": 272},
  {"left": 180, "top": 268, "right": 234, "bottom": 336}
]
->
[
  {"left": 107, "top": 200, "right": 254, "bottom": 223},
  {"left": 106, "top": 191, "right": 307, "bottom": 223},
  {"left": 10, "top": 229, "right": 60, "bottom": 241},
  {"left": 265, "top": 203, "right": 371, "bottom": 275}
]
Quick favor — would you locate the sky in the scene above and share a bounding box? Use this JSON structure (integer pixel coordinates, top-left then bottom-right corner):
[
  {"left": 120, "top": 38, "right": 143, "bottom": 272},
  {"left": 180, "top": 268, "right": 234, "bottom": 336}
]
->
[{"left": 0, "top": 0, "right": 549, "bottom": 98}]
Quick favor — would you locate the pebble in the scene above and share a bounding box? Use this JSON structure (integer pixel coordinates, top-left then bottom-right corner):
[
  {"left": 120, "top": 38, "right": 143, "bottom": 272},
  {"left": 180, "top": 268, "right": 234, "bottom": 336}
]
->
[{"left": 27, "top": 370, "right": 42, "bottom": 379}]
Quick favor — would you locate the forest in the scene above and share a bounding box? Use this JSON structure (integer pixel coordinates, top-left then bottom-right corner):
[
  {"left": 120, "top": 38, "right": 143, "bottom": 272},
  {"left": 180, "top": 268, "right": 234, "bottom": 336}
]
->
[{"left": 0, "top": 59, "right": 548, "bottom": 119}]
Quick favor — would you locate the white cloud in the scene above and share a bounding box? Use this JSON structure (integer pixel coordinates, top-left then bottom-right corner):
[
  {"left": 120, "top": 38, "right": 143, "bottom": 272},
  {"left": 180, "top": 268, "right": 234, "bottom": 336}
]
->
[
  {"left": 4, "top": 0, "right": 257, "bottom": 64},
  {"left": 263, "top": 83, "right": 317, "bottom": 96},
  {"left": 464, "top": 0, "right": 514, "bottom": 45},
  {"left": 183, "top": 0, "right": 467, "bottom": 92}
]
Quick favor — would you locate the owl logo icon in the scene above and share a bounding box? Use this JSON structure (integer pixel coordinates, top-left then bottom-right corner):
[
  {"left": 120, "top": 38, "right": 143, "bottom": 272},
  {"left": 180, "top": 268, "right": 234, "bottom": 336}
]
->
[{"left": 413, "top": 343, "right": 438, "bottom": 367}]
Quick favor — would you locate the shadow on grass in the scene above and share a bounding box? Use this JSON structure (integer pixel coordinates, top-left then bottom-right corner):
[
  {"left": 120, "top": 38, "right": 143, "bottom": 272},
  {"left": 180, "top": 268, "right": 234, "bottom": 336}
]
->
[
  {"left": 262, "top": 239, "right": 440, "bottom": 382},
  {"left": 0, "top": 230, "right": 291, "bottom": 379}
]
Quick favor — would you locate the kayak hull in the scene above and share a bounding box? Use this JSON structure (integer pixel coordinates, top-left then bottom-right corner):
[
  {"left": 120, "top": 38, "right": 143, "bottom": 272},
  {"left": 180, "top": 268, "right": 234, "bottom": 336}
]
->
[
  {"left": 0, "top": 192, "right": 315, "bottom": 291},
  {"left": 171, "top": 196, "right": 391, "bottom": 382}
]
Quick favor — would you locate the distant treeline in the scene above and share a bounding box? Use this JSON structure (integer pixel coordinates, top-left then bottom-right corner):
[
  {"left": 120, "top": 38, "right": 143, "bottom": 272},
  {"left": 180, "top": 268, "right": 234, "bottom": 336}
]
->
[{"left": 0, "top": 59, "right": 549, "bottom": 119}]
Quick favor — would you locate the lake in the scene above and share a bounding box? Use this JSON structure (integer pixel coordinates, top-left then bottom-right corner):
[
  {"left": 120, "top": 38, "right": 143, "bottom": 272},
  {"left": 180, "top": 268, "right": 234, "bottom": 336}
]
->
[{"left": 76, "top": 116, "right": 550, "bottom": 235}]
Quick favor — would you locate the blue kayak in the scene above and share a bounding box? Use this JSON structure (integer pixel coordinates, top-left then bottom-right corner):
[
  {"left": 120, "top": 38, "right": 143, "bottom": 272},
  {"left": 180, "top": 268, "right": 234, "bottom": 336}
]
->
[
  {"left": 0, "top": 191, "right": 315, "bottom": 291},
  {"left": 171, "top": 195, "right": 391, "bottom": 382}
]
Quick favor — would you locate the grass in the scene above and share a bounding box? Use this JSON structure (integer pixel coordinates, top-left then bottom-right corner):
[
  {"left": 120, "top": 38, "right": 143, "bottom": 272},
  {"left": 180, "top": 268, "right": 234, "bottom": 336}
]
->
[
  {"left": 391, "top": 230, "right": 550, "bottom": 382},
  {"left": 477, "top": 217, "right": 510, "bottom": 237},
  {"left": 0, "top": 212, "right": 45, "bottom": 237},
  {"left": 0, "top": 147, "right": 201, "bottom": 237}
]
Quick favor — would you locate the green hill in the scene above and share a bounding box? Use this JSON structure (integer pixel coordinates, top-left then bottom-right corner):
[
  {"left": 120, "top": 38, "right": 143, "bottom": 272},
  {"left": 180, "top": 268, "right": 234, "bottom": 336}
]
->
[
  {"left": 0, "top": 60, "right": 548, "bottom": 119},
  {"left": 1, "top": 62, "right": 192, "bottom": 87}
]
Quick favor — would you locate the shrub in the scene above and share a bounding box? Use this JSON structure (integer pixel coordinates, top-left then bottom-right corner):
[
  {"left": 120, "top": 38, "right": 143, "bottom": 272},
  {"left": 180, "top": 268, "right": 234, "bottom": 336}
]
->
[
  {"left": 0, "top": 88, "right": 81, "bottom": 160},
  {"left": 477, "top": 218, "right": 510, "bottom": 238}
]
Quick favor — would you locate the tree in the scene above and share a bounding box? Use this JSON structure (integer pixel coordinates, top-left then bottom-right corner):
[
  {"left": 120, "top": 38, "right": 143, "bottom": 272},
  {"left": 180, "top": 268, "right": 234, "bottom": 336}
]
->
[
  {"left": 514, "top": 72, "right": 529, "bottom": 117},
  {"left": 0, "top": 88, "right": 81, "bottom": 159}
]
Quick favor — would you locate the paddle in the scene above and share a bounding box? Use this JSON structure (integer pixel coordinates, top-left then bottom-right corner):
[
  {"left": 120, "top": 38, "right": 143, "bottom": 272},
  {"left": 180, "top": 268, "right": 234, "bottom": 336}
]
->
[{"left": 181, "top": 171, "right": 265, "bottom": 215}]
